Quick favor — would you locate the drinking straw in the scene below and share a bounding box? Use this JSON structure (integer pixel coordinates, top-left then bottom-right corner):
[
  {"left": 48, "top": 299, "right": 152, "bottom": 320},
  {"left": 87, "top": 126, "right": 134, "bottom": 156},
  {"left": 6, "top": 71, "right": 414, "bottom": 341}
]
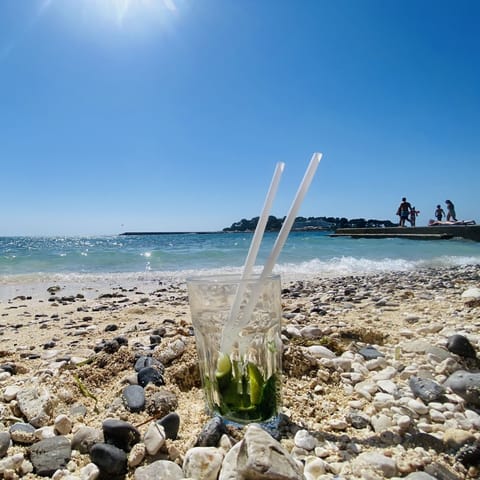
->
[
  {"left": 221, "top": 162, "right": 284, "bottom": 351},
  {"left": 221, "top": 152, "right": 323, "bottom": 354}
]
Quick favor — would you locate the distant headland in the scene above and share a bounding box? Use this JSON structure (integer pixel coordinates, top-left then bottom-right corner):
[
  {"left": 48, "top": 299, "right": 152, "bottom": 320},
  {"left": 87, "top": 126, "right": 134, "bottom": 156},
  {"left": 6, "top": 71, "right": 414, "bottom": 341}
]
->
[
  {"left": 120, "top": 216, "right": 398, "bottom": 235},
  {"left": 222, "top": 215, "right": 397, "bottom": 232}
]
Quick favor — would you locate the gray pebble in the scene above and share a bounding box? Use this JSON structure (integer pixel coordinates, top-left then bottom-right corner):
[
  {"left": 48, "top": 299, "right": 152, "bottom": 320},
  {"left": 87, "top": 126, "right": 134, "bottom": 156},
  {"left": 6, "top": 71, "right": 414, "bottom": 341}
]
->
[
  {"left": 122, "top": 385, "right": 146, "bottom": 413},
  {"left": 29, "top": 436, "right": 72, "bottom": 477}
]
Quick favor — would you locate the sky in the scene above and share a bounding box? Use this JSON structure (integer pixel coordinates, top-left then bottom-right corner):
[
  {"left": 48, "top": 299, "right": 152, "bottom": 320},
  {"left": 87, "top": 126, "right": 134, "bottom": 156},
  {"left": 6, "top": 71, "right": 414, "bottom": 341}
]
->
[{"left": 1, "top": 0, "right": 479, "bottom": 236}]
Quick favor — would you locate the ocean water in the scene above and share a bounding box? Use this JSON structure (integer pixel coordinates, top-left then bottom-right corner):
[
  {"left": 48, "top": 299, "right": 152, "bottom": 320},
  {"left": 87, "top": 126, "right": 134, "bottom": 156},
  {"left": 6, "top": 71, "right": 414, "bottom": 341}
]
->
[{"left": 1, "top": 232, "right": 479, "bottom": 289}]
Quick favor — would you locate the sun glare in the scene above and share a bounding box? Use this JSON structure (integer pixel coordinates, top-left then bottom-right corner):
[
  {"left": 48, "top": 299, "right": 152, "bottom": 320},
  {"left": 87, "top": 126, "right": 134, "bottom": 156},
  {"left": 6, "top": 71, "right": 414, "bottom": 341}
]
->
[
  {"left": 90, "top": 0, "right": 177, "bottom": 27},
  {"left": 41, "top": 0, "right": 178, "bottom": 33}
]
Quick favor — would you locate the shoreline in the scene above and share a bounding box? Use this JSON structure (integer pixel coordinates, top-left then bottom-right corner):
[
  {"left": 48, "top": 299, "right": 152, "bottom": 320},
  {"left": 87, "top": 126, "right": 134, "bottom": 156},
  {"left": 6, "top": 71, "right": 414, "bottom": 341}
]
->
[{"left": 0, "top": 264, "right": 479, "bottom": 478}]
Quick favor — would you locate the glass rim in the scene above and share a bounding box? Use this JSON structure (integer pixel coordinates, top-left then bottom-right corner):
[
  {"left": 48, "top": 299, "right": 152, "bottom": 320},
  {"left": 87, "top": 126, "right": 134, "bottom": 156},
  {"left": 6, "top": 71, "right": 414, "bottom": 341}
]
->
[{"left": 186, "top": 273, "right": 281, "bottom": 285}]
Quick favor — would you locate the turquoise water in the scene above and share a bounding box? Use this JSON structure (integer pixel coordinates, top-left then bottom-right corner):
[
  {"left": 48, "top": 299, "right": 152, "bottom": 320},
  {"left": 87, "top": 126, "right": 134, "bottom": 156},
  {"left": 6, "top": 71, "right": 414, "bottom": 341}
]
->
[{"left": 1, "top": 232, "right": 479, "bottom": 282}]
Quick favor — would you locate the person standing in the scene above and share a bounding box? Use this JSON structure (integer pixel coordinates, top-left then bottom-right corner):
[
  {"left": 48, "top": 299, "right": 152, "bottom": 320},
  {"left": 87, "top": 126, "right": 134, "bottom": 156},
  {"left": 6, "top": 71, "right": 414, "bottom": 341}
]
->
[
  {"left": 410, "top": 206, "right": 420, "bottom": 227},
  {"left": 445, "top": 200, "right": 457, "bottom": 221},
  {"left": 396, "top": 197, "right": 412, "bottom": 227},
  {"left": 435, "top": 204, "right": 446, "bottom": 221}
]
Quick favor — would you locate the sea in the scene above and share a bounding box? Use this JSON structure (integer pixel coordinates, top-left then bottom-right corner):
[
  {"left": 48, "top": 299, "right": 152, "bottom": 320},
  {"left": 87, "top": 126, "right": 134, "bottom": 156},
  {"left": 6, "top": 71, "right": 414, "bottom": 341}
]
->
[{"left": 1, "top": 232, "right": 479, "bottom": 300}]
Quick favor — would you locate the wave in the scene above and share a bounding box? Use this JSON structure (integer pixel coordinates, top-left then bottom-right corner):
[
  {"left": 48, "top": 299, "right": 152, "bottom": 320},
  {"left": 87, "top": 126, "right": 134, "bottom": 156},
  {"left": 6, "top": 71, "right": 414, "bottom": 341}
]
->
[{"left": 2, "top": 255, "right": 479, "bottom": 289}]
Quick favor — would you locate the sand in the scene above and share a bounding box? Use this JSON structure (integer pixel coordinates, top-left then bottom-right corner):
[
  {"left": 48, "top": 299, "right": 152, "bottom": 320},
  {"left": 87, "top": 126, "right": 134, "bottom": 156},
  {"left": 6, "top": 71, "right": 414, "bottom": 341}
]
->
[{"left": 0, "top": 265, "right": 479, "bottom": 478}]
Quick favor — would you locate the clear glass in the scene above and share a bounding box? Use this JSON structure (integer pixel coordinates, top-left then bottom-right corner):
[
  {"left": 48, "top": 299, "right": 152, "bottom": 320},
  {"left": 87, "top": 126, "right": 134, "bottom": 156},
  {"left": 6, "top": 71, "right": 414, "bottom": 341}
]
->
[{"left": 187, "top": 274, "right": 282, "bottom": 424}]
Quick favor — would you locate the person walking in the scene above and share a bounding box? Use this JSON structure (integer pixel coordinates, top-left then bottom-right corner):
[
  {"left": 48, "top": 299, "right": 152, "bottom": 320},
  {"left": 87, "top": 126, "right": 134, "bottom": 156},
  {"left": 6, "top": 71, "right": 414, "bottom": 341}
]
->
[
  {"left": 396, "top": 197, "right": 412, "bottom": 227},
  {"left": 434, "top": 204, "right": 446, "bottom": 222},
  {"left": 445, "top": 200, "right": 457, "bottom": 221}
]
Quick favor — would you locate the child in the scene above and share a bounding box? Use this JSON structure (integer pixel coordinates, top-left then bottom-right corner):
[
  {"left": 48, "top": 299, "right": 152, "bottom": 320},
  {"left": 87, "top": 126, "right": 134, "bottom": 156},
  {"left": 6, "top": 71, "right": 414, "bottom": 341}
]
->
[
  {"left": 435, "top": 205, "right": 445, "bottom": 221},
  {"left": 410, "top": 207, "right": 420, "bottom": 227}
]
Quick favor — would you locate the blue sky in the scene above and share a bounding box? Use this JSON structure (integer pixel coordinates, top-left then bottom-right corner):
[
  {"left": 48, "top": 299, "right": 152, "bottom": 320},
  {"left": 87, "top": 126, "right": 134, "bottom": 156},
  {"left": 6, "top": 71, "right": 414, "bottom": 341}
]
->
[{"left": 1, "top": 0, "right": 479, "bottom": 236}]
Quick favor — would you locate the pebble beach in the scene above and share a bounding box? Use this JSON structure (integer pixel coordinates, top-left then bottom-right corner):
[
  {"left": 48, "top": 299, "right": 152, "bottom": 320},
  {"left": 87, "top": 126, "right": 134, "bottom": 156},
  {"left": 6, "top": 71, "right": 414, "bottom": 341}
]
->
[{"left": 1, "top": 264, "right": 480, "bottom": 479}]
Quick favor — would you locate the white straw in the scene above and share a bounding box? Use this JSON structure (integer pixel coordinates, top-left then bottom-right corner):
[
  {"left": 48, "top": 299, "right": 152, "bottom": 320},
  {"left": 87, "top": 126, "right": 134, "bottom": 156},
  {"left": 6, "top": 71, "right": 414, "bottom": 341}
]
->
[
  {"left": 259, "top": 152, "right": 322, "bottom": 280},
  {"left": 222, "top": 152, "right": 323, "bottom": 354},
  {"left": 220, "top": 162, "right": 284, "bottom": 352},
  {"left": 240, "top": 162, "right": 285, "bottom": 281}
]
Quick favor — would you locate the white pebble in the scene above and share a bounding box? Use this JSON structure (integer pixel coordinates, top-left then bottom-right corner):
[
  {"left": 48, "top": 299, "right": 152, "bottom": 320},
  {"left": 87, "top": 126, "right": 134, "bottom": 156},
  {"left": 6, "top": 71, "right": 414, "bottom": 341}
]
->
[
  {"left": 407, "top": 398, "right": 429, "bottom": 415},
  {"left": 144, "top": 422, "right": 165, "bottom": 455},
  {"left": 304, "top": 456, "right": 327, "bottom": 479},
  {"left": 294, "top": 429, "right": 317, "bottom": 450},
  {"left": 55, "top": 414, "right": 73, "bottom": 435},
  {"left": 79, "top": 463, "right": 99, "bottom": 480}
]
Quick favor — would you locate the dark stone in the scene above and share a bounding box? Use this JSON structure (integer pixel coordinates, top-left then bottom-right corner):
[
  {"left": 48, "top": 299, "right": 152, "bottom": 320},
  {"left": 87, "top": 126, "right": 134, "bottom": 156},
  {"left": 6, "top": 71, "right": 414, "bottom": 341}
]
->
[
  {"left": 114, "top": 335, "right": 128, "bottom": 346},
  {"left": 122, "top": 385, "right": 145, "bottom": 413},
  {"left": 137, "top": 366, "right": 165, "bottom": 387},
  {"left": 346, "top": 411, "right": 371, "bottom": 429},
  {"left": 0, "top": 431, "right": 11, "bottom": 457},
  {"left": 456, "top": 441, "right": 480, "bottom": 467},
  {"left": 43, "top": 341, "right": 56, "bottom": 349},
  {"left": 195, "top": 416, "right": 226, "bottom": 447},
  {"left": 102, "top": 419, "right": 140, "bottom": 452},
  {"left": 444, "top": 370, "right": 480, "bottom": 406},
  {"left": 134, "top": 356, "right": 165, "bottom": 373},
  {"left": 403, "top": 432, "right": 445, "bottom": 453},
  {"left": 90, "top": 443, "right": 128, "bottom": 477},
  {"left": 409, "top": 376, "right": 446, "bottom": 403},
  {"left": 152, "top": 327, "right": 166, "bottom": 337},
  {"left": 29, "top": 436, "right": 72, "bottom": 477},
  {"left": 105, "top": 324, "right": 118, "bottom": 331},
  {"left": 0, "top": 363, "right": 17, "bottom": 375},
  {"left": 358, "top": 345, "right": 384, "bottom": 360},
  {"left": 150, "top": 335, "right": 162, "bottom": 345},
  {"left": 446, "top": 334, "right": 477, "bottom": 359},
  {"left": 157, "top": 412, "right": 180, "bottom": 440},
  {"left": 103, "top": 339, "right": 121, "bottom": 354}
]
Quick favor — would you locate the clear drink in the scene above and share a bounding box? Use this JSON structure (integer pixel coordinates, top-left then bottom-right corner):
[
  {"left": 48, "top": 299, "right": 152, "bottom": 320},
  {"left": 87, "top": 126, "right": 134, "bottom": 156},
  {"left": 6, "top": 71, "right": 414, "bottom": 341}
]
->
[{"left": 187, "top": 274, "right": 282, "bottom": 424}]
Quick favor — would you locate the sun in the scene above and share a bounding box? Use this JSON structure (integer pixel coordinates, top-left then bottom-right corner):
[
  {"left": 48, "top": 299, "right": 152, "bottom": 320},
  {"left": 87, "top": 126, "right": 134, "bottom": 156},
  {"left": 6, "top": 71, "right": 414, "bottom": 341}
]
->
[
  {"left": 40, "top": 0, "right": 178, "bottom": 31},
  {"left": 96, "top": 0, "right": 176, "bottom": 26}
]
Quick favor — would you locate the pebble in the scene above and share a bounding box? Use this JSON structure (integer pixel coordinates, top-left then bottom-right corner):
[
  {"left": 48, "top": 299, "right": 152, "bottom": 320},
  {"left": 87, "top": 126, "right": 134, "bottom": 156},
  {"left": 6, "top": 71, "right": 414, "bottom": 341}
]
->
[
  {"left": 157, "top": 411, "right": 180, "bottom": 440},
  {"left": 71, "top": 426, "right": 103, "bottom": 454},
  {"left": 102, "top": 418, "right": 141, "bottom": 452},
  {"left": 0, "top": 431, "right": 11, "bottom": 457},
  {"left": 134, "top": 459, "right": 184, "bottom": 480},
  {"left": 29, "top": 436, "right": 72, "bottom": 477},
  {"left": 183, "top": 446, "right": 224, "bottom": 480},
  {"left": 143, "top": 422, "right": 165, "bottom": 455},
  {"left": 409, "top": 375, "right": 446, "bottom": 403},
  {"left": 137, "top": 366, "right": 165, "bottom": 388},
  {"left": 195, "top": 416, "right": 226, "bottom": 447},
  {"left": 444, "top": 370, "right": 480, "bottom": 406},
  {"left": 89, "top": 443, "right": 128, "bottom": 477},
  {"left": 446, "top": 334, "right": 477, "bottom": 359},
  {"left": 122, "top": 384, "right": 146, "bottom": 412}
]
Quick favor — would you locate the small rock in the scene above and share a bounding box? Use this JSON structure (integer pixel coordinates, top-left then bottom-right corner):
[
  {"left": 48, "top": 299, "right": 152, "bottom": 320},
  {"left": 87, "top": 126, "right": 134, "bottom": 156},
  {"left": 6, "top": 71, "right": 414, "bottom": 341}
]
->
[
  {"left": 196, "top": 416, "right": 226, "bottom": 447},
  {"left": 157, "top": 412, "right": 180, "bottom": 440},
  {"left": 29, "top": 436, "right": 72, "bottom": 477},
  {"left": 122, "top": 385, "right": 146, "bottom": 413},
  {"left": 446, "top": 334, "right": 477, "bottom": 359},
  {"left": 137, "top": 367, "right": 165, "bottom": 388},
  {"left": 102, "top": 418, "right": 141, "bottom": 452},
  {"left": 143, "top": 422, "right": 165, "bottom": 456},
  {"left": 409, "top": 376, "right": 446, "bottom": 403},
  {"left": 90, "top": 443, "right": 128, "bottom": 477},
  {"left": 71, "top": 426, "right": 103, "bottom": 454},
  {"left": 134, "top": 459, "right": 184, "bottom": 480}
]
